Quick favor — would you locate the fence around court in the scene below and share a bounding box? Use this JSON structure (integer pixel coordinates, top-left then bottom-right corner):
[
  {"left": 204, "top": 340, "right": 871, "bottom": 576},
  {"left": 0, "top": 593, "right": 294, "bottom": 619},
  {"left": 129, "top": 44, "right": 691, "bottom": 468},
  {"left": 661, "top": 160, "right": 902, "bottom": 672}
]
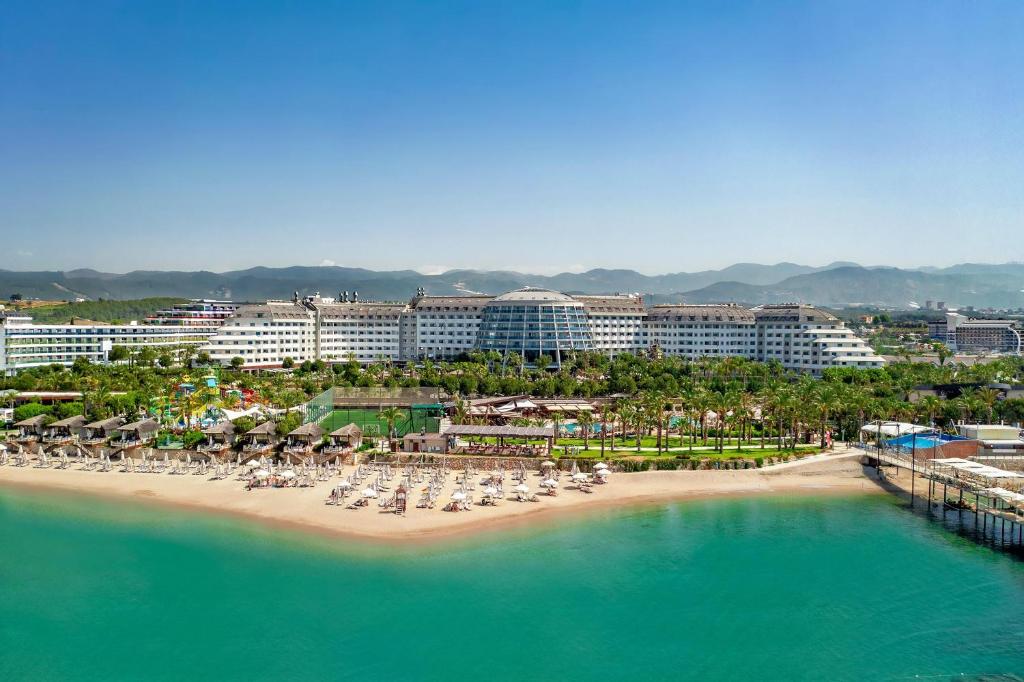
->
[{"left": 306, "top": 387, "right": 444, "bottom": 437}]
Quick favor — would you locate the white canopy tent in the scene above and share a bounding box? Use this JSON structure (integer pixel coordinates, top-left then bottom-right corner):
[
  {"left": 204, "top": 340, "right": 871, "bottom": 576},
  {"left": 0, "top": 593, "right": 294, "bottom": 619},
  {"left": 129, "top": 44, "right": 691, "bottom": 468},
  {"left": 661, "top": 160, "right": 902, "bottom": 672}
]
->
[{"left": 860, "top": 422, "right": 933, "bottom": 438}]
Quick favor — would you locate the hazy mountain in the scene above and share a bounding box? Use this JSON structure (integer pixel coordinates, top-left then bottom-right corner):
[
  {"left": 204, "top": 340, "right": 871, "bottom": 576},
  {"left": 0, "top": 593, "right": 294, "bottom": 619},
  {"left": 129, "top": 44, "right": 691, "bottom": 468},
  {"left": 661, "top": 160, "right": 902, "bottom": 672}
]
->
[
  {"left": 1, "top": 262, "right": 1023, "bottom": 309},
  {"left": 682, "top": 266, "right": 1024, "bottom": 308}
]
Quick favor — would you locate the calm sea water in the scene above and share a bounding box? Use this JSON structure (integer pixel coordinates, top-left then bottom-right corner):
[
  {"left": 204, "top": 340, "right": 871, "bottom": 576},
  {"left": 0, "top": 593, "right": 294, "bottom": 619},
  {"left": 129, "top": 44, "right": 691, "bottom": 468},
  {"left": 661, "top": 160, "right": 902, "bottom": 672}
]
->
[{"left": 1, "top": 487, "right": 1022, "bottom": 681}]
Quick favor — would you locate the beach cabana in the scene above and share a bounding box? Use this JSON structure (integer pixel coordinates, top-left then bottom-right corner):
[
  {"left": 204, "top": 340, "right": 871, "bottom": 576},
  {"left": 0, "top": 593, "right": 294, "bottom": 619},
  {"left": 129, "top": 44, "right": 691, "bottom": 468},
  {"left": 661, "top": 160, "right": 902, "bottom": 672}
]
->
[
  {"left": 284, "top": 423, "right": 323, "bottom": 455},
  {"left": 199, "top": 421, "right": 236, "bottom": 453},
  {"left": 43, "top": 415, "right": 87, "bottom": 444},
  {"left": 324, "top": 424, "right": 362, "bottom": 453},
  {"left": 82, "top": 417, "right": 125, "bottom": 445},
  {"left": 242, "top": 421, "right": 278, "bottom": 456},
  {"left": 14, "top": 414, "right": 49, "bottom": 443},
  {"left": 114, "top": 419, "right": 159, "bottom": 448}
]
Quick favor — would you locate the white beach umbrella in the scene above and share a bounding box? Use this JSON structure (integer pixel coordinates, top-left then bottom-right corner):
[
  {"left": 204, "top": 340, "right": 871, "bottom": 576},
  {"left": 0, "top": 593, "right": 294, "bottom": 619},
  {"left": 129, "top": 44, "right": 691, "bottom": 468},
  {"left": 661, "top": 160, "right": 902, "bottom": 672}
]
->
[
  {"left": 253, "top": 469, "right": 270, "bottom": 478},
  {"left": 515, "top": 483, "right": 529, "bottom": 493},
  {"left": 451, "top": 491, "right": 466, "bottom": 501},
  {"left": 572, "top": 472, "right": 588, "bottom": 481},
  {"left": 280, "top": 470, "right": 297, "bottom": 479},
  {"left": 483, "top": 486, "right": 498, "bottom": 496},
  {"left": 594, "top": 462, "right": 608, "bottom": 470},
  {"left": 541, "top": 460, "right": 555, "bottom": 467},
  {"left": 362, "top": 487, "right": 378, "bottom": 499},
  {"left": 542, "top": 478, "right": 558, "bottom": 488},
  {"left": 337, "top": 480, "right": 352, "bottom": 489},
  {"left": 596, "top": 468, "right": 610, "bottom": 477}
]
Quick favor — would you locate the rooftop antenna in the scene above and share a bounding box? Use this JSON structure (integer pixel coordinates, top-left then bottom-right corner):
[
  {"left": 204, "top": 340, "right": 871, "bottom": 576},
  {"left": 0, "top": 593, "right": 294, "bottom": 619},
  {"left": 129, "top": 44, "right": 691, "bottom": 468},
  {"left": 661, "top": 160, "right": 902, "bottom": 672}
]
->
[{"left": 353, "top": 291, "right": 359, "bottom": 302}]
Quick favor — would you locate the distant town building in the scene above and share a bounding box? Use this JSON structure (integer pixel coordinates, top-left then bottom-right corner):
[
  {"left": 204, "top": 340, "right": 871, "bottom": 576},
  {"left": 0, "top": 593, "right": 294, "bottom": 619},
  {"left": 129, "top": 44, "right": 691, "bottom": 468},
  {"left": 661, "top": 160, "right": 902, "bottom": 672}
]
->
[{"left": 928, "top": 313, "right": 1022, "bottom": 354}]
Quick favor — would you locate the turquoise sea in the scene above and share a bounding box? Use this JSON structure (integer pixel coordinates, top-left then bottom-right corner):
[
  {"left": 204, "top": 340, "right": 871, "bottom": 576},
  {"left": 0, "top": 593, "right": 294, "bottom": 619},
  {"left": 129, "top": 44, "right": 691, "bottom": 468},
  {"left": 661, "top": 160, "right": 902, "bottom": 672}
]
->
[{"left": 1, "top": 487, "right": 1022, "bottom": 681}]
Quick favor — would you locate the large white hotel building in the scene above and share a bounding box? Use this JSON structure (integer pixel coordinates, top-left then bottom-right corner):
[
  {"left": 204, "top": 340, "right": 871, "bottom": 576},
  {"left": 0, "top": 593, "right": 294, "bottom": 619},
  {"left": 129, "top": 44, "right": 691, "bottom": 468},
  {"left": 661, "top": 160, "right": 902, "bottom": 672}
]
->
[
  {"left": 2, "top": 289, "right": 883, "bottom": 375},
  {"left": 204, "top": 288, "right": 883, "bottom": 374}
]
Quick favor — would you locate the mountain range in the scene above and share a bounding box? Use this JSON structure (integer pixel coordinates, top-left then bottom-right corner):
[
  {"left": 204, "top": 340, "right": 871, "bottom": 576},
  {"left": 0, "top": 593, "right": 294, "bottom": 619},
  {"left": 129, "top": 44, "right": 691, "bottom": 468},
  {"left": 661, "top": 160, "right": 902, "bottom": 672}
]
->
[{"left": 1, "top": 262, "right": 1023, "bottom": 309}]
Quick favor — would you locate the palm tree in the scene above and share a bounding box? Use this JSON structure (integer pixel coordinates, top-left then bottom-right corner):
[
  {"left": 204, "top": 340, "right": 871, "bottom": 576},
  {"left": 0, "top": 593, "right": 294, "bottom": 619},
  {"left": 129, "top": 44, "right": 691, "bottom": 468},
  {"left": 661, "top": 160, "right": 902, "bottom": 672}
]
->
[
  {"left": 576, "top": 410, "right": 595, "bottom": 451},
  {"left": 599, "top": 405, "right": 614, "bottom": 457},
  {"left": 378, "top": 406, "right": 404, "bottom": 442},
  {"left": 974, "top": 387, "right": 1000, "bottom": 424}
]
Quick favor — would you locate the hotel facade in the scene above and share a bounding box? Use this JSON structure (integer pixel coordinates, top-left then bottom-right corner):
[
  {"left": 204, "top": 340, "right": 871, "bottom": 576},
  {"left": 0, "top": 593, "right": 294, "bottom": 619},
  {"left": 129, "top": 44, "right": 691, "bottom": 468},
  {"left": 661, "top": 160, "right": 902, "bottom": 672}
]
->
[
  {"left": 204, "top": 288, "right": 884, "bottom": 374},
  {"left": 0, "top": 300, "right": 236, "bottom": 374}
]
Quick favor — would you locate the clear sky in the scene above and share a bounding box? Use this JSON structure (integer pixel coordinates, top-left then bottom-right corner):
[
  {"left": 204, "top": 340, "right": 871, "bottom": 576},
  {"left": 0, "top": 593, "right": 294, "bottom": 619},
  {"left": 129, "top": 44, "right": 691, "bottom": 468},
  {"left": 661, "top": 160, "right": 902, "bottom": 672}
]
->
[{"left": 2, "top": 1, "right": 1022, "bottom": 275}]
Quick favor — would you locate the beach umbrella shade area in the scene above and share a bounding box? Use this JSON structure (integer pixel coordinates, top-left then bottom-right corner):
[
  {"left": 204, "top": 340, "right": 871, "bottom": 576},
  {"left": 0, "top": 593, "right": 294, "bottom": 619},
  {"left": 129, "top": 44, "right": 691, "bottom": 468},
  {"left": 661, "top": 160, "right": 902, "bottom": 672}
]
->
[
  {"left": 451, "top": 491, "right": 466, "bottom": 501},
  {"left": 515, "top": 483, "right": 530, "bottom": 493},
  {"left": 253, "top": 469, "right": 270, "bottom": 478},
  {"left": 540, "top": 479, "right": 558, "bottom": 488},
  {"left": 594, "top": 463, "right": 608, "bottom": 470},
  {"left": 596, "top": 469, "right": 610, "bottom": 478},
  {"left": 362, "top": 488, "right": 378, "bottom": 498}
]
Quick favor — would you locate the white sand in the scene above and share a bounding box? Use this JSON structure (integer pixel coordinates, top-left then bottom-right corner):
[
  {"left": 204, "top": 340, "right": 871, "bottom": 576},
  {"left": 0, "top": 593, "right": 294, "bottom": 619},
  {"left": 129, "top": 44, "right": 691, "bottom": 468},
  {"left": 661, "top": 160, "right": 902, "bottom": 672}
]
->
[{"left": 0, "top": 447, "right": 880, "bottom": 544}]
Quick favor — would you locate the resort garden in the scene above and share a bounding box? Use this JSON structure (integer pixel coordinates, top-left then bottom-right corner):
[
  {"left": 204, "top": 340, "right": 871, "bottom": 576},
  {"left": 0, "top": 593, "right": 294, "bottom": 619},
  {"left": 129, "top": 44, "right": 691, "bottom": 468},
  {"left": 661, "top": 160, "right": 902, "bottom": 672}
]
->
[{"left": 3, "top": 349, "right": 1024, "bottom": 464}]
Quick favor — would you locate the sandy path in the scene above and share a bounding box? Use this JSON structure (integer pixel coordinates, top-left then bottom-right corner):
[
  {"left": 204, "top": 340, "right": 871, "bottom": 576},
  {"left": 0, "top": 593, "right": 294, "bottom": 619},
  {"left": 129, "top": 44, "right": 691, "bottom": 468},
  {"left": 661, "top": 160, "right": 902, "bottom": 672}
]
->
[{"left": 0, "top": 447, "right": 882, "bottom": 544}]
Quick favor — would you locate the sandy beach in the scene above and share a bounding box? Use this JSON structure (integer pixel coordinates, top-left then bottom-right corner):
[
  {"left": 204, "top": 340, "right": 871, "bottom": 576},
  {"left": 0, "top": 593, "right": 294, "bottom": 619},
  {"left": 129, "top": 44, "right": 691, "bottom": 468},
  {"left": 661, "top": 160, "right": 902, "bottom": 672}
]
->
[{"left": 0, "top": 447, "right": 882, "bottom": 544}]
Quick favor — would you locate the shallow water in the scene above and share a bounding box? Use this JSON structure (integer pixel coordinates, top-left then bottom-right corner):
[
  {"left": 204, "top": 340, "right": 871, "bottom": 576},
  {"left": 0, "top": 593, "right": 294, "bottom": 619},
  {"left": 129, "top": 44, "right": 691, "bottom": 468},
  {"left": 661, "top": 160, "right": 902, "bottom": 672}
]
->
[{"left": 1, "top": 488, "right": 1022, "bottom": 681}]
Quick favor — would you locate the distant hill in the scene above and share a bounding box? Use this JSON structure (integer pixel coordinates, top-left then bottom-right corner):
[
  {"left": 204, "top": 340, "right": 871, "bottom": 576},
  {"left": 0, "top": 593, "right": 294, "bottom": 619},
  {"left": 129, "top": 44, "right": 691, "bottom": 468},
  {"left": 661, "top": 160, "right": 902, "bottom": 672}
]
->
[
  {"left": 681, "top": 265, "right": 1024, "bottom": 308},
  {"left": 1, "top": 262, "right": 1023, "bottom": 309}
]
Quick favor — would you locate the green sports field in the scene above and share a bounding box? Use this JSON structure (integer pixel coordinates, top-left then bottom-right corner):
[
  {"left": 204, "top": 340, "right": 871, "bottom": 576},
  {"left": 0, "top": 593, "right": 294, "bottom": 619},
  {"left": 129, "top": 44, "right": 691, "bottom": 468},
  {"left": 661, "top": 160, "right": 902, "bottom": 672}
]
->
[{"left": 317, "top": 407, "right": 440, "bottom": 437}]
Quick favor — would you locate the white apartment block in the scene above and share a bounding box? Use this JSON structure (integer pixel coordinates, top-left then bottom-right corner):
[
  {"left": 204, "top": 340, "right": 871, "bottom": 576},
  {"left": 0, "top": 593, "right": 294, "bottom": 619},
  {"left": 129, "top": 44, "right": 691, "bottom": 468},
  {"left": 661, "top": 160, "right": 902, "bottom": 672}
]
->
[
  {"left": 753, "top": 304, "right": 884, "bottom": 373},
  {"left": 205, "top": 302, "right": 316, "bottom": 368},
  {"left": 314, "top": 301, "right": 406, "bottom": 364},
  {"left": 406, "top": 295, "right": 491, "bottom": 361},
  {"left": 646, "top": 304, "right": 757, "bottom": 360},
  {"left": 576, "top": 295, "right": 647, "bottom": 357},
  {"left": 1, "top": 313, "right": 212, "bottom": 375}
]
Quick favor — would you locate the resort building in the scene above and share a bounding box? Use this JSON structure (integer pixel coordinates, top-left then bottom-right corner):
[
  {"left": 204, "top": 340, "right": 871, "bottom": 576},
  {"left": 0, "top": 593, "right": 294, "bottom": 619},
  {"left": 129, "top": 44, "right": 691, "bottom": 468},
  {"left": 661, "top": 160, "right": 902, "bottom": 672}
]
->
[
  {"left": 200, "top": 289, "right": 883, "bottom": 373},
  {"left": 145, "top": 300, "right": 239, "bottom": 329},
  {"left": 474, "top": 288, "right": 595, "bottom": 366},
  {"left": 0, "top": 310, "right": 215, "bottom": 375},
  {"left": 645, "top": 304, "right": 756, "bottom": 360},
  {"left": 205, "top": 302, "right": 316, "bottom": 368},
  {"left": 752, "top": 304, "right": 885, "bottom": 373},
  {"left": 927, "top": 313, "right": 1022, "bottom": 354},
  {"left": 313, "top": 299, "right": 407, "bottom": 364},
  {"left": 403, "top": 294, "right": 491, "bottom": 361},
  {"left": 576, "top": 295, "right": 647, "bottom": 357}
]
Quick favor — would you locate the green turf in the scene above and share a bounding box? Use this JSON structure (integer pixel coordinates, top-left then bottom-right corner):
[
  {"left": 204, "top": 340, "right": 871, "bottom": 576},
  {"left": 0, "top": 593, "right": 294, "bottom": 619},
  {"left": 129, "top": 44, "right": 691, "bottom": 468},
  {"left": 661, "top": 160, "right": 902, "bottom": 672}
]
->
[{"left": 318, "top": 408, "right": 440, "bottom": 437}]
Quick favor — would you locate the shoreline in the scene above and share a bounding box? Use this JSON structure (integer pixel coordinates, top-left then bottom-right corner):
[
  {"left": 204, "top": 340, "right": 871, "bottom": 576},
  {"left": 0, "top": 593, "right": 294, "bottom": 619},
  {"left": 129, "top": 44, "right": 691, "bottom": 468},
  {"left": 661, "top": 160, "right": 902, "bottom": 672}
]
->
[{"left": 0, "top": 449, "right": 885, "bottom": 545}]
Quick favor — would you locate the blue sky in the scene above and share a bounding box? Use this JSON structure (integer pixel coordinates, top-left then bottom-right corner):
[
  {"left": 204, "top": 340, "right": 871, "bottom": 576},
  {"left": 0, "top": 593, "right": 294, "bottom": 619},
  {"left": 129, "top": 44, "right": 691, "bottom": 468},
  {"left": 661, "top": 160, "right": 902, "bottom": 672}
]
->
[{"left": 2, "top": 1, "right": 1022, "bottom": 274}]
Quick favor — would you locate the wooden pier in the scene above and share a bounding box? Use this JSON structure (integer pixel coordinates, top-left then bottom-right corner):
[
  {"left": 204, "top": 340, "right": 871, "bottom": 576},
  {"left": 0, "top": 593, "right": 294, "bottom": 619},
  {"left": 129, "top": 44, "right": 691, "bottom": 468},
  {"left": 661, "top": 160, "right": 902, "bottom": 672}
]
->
[{"left": 864, "top": 447, "right": 1024, "bottom": 554}]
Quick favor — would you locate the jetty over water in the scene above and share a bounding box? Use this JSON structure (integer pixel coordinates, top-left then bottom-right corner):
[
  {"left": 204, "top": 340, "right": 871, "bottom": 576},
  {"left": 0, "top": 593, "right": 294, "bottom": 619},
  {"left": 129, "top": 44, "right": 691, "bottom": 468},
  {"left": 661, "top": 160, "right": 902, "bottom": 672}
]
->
[{"left": 863, "top": 446, "right": 1024, "bottom": 553}]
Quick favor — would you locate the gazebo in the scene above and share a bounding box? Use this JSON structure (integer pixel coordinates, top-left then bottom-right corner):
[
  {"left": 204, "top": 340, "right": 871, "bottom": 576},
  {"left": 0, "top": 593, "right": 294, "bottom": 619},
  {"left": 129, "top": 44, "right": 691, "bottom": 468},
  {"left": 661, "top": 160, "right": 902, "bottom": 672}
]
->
[
  {"left": 14, "top": 414, "right": 48, "bottom": 443},
  {"left": 284, "top": 423, "right": 324, "bottom": 455},
  {"left": 82, "top": 417, "right": 125, "bottom": 445},
  {"left": 43, "top": 415, "right": 87, "bottom": 444},
  {"left": 114, "top": 419, "right": 159, "bottom": 448},
  {"left": 242, "top": 421, "right": 278, "bottom": 455},
  {"left": 199, "top": 421, "right": 236, "bottom": 453},
  {"left": 325, "top": 423, "right": 362, "bottom": 453}
]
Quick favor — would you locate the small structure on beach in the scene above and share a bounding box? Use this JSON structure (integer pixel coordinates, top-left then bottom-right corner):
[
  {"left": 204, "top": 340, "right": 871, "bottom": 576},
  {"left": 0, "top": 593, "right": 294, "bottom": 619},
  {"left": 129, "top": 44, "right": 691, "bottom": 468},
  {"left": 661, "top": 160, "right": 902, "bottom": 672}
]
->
[
  {"left": 324, "top": 423, "right": 362, "bottom": 453},
  {"left": 82, "top": 417, "right": 125, "bottom": 445},
  {"left": 284, "top": 422, "right": 323, "bottom": 455},
  {"left": 402, "top": 432, "right": 447, "bottom": 453},
  {"left": 441, "top": 424, "right": 555, "bottom": 456},
  {"left": 199, "top": 421, "right": 236, "bottom": 453},
  {"left": 14, "top": 414, "right": 48, "bottom": 443},
  {"left": 114, "top": 418, "right": 159, "bottom": 448},
  {"left": 242, "top": 421, "right": 278, "bottom": 455},
  {"left": 43, "top": 415, "right": 87, "bottom": 444}
]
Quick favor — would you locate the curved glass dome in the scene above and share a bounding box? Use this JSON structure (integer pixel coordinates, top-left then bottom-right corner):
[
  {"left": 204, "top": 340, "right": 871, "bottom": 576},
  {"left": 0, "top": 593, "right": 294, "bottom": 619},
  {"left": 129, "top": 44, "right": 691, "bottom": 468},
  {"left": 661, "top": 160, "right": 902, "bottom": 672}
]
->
[{"left": 475, "top": 288, "right": 594, "bottom": 366}]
